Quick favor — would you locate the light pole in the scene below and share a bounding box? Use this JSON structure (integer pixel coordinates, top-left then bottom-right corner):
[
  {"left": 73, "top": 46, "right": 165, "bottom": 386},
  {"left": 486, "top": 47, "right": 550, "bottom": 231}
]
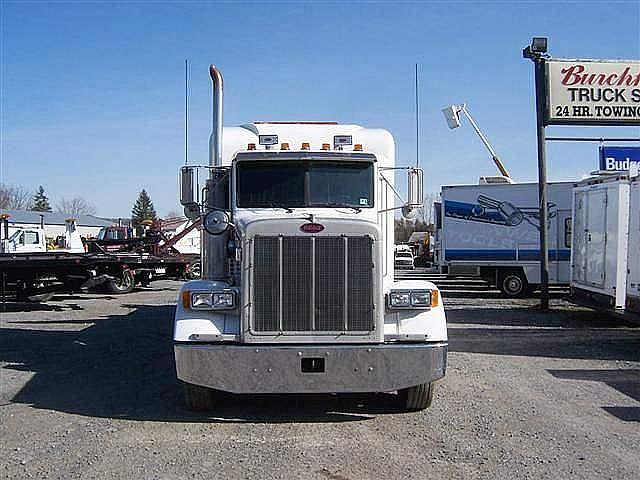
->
[{"left": 523, "top": 37, "right": 550, "bottom": 310}]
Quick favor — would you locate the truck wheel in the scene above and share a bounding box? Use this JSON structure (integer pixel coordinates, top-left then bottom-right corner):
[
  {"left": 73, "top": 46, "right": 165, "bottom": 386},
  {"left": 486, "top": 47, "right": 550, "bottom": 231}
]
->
[
  {"left": 499, "top": 270, "right": 527, "bottom": 298},
  {"left": 185, "top": 260, "right": 201, "bottom": 280},
  {"left": 183, "top": 383, "right": 216, "bottom": 411},
  {"left": 105, "top": 270, "right": 135, "bottom": 294},
  {"left": 398, "top": 382, "right": 435, "bottom": 411}
]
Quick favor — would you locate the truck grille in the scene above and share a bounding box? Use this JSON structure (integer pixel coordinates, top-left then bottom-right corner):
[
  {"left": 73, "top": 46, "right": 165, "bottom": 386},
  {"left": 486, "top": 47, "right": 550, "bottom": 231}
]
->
[{"left": 252, "top": 235, "right": 374, "bottom": 333}]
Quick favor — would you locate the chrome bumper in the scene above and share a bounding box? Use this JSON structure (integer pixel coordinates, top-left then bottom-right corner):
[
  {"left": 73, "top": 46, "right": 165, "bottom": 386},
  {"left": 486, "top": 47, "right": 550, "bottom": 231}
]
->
[{"left": 174, "top": 342, "right": 447, "bottom": 394}]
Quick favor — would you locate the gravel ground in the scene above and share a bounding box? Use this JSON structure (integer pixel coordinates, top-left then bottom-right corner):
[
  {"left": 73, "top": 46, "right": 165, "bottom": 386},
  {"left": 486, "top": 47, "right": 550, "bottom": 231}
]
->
[{"left": 1, "top": 277, "right": 639, "bottom": 479}]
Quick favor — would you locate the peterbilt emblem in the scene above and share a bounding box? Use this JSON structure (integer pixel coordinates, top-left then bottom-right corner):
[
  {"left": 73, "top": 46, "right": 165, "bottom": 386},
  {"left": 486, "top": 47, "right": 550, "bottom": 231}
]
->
[{"left": 300, "top": 223, "right": 324, "bottom": 233}]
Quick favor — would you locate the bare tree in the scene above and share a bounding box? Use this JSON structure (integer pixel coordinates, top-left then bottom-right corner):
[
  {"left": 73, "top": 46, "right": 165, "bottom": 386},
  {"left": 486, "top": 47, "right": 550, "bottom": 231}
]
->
[
  {"left": 0, "top": 183, "right": 31, "bottom": 210},
  {"left": 56, "top": 197, "right": 97, "bottom": 216},
  {"left": 420, "top": 192, "right": 438, "bottom": 226}
]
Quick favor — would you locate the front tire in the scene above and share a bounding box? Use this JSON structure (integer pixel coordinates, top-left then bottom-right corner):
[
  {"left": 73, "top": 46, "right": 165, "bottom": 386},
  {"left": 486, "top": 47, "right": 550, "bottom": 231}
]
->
[
  {"left": 398, "top": 382, "right": 435, "bottom": 411},
  {"left": 499, "top": 270, "right": 527, "bottom": 298}
]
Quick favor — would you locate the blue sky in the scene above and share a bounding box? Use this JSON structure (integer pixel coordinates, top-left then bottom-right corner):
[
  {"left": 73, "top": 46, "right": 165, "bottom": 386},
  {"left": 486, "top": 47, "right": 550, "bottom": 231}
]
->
[{"left": 1, "top": 0, "right": 639, "bottom": 217}]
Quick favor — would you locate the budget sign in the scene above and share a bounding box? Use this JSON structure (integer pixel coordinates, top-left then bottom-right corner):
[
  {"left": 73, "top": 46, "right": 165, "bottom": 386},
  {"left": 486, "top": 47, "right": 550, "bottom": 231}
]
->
[
  {"left": 546, "top": 59, "right": 640, "bottom": 125},
  {"left": 599, "top": 146, "right": 640, "bottom": 172}
]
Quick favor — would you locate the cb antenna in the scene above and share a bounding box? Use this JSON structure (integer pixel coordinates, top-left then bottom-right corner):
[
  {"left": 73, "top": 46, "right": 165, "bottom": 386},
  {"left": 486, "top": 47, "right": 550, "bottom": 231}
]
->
[
  {"left": 184, "top": 59, "right": 189, "bottom": 165},
  {"left": 415, "top": 63, "right": 420, "bottom": 168}
]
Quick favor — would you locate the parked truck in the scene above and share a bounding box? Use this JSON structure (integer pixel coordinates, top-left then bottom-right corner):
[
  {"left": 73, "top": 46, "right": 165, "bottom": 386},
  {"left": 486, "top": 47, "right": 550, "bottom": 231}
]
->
[
  {"left": 1, "top": 216, "right": 85, "bottom": 254},
  {"left": 87, "top": 219, "right": 202, "bottom": 279},
  {"left": 435, "top": 180, "right": 573, "bottom": 297},
  {"left": 570, "top": 173, "right": 640, "bottom": 317},
  {"left": 0, "top": 214, "right": 188, "bottom": 301},
  {"left": 173, "top": 65, "right": 448, "bottom": 411}
]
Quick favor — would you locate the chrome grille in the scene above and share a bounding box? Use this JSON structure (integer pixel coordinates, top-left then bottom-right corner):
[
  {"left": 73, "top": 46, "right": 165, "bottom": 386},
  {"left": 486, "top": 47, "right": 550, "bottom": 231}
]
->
[
  {"left": 253, "top": 236, "right": 279, "bottom": 332},
  {"left": 252, "top": 235, "right": 374, "bottom": 333}
]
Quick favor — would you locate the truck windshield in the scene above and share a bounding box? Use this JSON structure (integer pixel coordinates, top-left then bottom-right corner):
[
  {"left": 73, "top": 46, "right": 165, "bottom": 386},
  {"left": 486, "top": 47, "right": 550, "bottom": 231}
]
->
[{"left": 236, "top": 160, "right": 374, "bottom": 209}]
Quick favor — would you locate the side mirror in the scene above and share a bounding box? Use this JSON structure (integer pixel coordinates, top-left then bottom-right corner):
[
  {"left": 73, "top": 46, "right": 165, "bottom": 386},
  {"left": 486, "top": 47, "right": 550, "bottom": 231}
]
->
[
  {"left": 402, "top": 168, "right": 423, "bottom": 219},
  {"left": 180, "top": 166, "right": 197, "bottom": 207},
  {"left": 407, "top": 168, "right": 423, "bottom": 208}
]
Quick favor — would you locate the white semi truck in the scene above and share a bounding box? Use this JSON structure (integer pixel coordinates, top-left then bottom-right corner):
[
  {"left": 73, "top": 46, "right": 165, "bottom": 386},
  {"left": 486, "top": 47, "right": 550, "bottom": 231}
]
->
[
  {"left": 173, "top": 65, "right": 448, "bottom": 411},
  {"left": 435, "top": 181, "right": 573, "bottom": 297}
]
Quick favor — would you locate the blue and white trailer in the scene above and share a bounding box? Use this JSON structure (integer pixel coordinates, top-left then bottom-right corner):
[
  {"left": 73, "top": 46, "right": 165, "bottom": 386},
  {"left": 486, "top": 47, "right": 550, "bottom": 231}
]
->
[{"left": 435, "top": 181, "right": 574, "bottom": 297}]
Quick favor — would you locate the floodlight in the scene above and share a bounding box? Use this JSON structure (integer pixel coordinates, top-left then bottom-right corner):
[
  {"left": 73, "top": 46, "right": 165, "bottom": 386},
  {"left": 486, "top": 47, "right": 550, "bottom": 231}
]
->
[
  {"left": 523, "top": 37, "right": 548, "bottom": 59},
  {"left": 531, "top": 37, "right": 548, "bottom": 54},
  {"left": 442, "top": 105, "right": 462, "bottom": 130}
]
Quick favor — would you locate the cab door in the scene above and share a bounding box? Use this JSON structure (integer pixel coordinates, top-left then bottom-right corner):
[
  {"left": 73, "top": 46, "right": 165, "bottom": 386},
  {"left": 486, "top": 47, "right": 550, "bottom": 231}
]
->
[{"left": 585, "top": 189, "right": 607, "bottom": 288}]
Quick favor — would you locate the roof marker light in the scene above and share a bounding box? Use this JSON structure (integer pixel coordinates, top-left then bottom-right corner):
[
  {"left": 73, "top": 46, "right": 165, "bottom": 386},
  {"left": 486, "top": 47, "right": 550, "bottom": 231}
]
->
[
  {"left": 321, "top": 143, "right": 330, "bottom": 151},
  {"left": 301, "top": 142, "right": 310, "bottom": 150},
  {"left": 281, "top": 143, "right": 290, "bottom": 150},
  {"left": 247, "top": 143, "right": 256, "bottom": 150},
  {"left": 354, "top": 144, "right": 363, "bottom": 151}
]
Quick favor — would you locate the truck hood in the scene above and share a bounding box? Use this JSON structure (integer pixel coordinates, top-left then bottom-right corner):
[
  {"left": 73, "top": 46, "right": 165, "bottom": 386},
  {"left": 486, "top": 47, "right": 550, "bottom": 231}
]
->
[{"left": 233, "top": 208, "right": 380, "bottom": 239}]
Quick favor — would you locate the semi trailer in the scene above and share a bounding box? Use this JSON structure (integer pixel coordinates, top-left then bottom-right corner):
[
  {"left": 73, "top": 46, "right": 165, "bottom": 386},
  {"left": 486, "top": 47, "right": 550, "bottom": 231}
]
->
[
  {"left": 570, "top": 173, "right": 640, "bottom": 317},
  {"left": 173, "top": 65, "right": 448, "bottom": 411},
  {"left": 627, "top": 175, "right": 640, "bottom": 313}
]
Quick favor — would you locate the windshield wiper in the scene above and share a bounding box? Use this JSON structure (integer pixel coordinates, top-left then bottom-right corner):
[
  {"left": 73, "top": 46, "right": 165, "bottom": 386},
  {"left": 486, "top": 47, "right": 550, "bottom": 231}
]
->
[
  {"left": 265, "top": 202, "right": 293, "bottom": 213},
  {"left": 318, "top": 202, "right": 362, "bottom": 213}
]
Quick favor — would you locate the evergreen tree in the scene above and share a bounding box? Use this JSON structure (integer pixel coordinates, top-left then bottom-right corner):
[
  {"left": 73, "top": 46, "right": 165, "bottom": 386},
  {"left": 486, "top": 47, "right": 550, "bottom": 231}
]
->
[
  {"left": 131, "top": 189, "right": 157, "bottom": 231},
  {"left": 31, "top": 185, "right": 52, "bottom": 212}
]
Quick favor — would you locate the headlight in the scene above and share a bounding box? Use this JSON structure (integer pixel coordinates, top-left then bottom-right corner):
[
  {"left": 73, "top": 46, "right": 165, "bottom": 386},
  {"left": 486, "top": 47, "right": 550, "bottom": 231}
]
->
[
  {"left": 389, "top": 292, "right": 411, "bottom": 308},
  {"left": 212, "top": 292, "right": 234, "bottom": 308},
  {"left": 187, "top": 290, "right": 236, "bottom": 310},
  {"left": 191, "top": 292, "right": 213, "bottom": 309},
  {"left": 410, "top": 291, "right": 431, "bottom": 307},
  {"left": 387, "top": 290, "right": 435, "bottom": 310}
]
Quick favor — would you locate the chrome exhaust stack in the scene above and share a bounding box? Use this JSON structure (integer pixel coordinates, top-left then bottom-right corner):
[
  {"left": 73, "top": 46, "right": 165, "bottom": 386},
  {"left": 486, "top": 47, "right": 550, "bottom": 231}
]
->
[
  {"left": 202, "top": 65, "right": 229, "bottom": 282},
  {"left": 208, "top": 65, "right": 224, "bottom": 168}
]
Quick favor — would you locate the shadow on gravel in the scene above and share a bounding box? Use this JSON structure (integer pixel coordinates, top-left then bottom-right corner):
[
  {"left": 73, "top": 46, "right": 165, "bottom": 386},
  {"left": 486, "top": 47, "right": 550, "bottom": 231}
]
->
[
  {"left": 0, "top": 304, "right": 397, "bottom": 423},
  {"left": 548, "top": 369, "right": 640, "bottom": 422},
  {"left": 442, "top": 290, "right": 568, "bottom": 300},
  {"left": 448, "top": 307, "right": 640, "bottom": 361},
  {"left": 0, "top": 301, "right": 84, "bottom": 313}
]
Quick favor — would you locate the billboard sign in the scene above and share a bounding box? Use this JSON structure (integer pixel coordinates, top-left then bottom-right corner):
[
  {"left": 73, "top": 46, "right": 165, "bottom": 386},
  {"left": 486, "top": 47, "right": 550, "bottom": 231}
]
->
[
  {"left": 546, "top": 59, "right": 640, "bottom": 125},
  {"left": 599, "top": 146, "right": 640, "bottom": 172}
]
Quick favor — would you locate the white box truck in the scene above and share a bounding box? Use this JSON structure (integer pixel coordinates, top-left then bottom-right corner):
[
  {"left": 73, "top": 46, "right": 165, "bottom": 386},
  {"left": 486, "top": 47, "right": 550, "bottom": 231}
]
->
[
  {"left": 436, "top": 181, "right": 573, "bottom": 297},
  {"left": 173, "top": 65, "right": 448, "bottom": 412},
  {"left": 570, "top": 175, "right": 631, "bottom": 311}
]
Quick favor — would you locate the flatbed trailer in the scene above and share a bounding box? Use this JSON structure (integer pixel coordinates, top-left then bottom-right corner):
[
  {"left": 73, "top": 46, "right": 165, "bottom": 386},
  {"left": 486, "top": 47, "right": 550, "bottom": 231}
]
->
[{"left": 0, "top": 251, "right": 187, "bottom": 301}]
